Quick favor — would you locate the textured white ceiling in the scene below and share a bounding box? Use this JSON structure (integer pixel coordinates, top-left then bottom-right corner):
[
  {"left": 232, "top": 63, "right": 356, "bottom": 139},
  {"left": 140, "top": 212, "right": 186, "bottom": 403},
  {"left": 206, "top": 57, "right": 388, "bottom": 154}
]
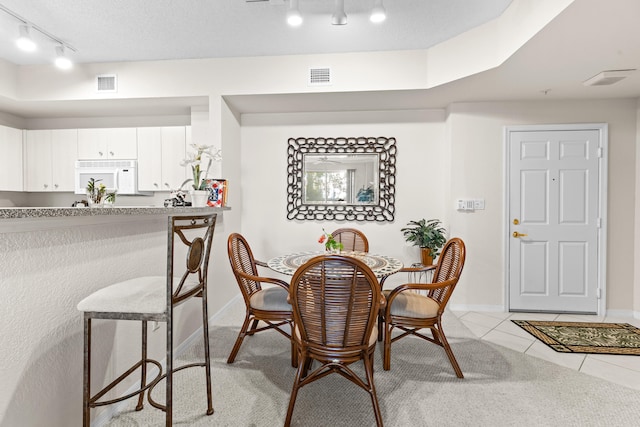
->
[{"left": 0, "top": 0, "right": 513, "bottom": 65}]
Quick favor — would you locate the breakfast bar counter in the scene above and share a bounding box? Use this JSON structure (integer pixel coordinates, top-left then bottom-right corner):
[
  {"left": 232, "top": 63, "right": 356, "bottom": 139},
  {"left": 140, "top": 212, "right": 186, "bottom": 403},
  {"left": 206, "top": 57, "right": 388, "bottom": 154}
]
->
[{"left": 0, "top": 205, "right": 229, "bottom": 424}]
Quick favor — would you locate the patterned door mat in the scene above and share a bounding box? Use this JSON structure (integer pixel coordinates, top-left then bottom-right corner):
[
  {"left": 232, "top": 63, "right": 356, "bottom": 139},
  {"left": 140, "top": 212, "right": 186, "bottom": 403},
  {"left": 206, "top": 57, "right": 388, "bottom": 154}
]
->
[{"left": 512, "top": 320, "right": 640, "bottom": 355}]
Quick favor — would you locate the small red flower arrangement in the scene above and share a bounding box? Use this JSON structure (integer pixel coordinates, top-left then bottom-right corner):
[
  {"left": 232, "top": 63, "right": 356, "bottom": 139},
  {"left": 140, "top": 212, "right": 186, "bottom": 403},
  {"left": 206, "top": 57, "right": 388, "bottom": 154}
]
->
[{"left": 319, "top": 228, "right": 344, "bottom": 252}]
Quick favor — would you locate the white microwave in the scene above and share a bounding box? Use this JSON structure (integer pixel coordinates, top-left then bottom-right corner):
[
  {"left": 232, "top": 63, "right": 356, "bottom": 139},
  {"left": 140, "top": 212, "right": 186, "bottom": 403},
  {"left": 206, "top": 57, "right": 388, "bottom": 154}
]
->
[{"left": 74, "top": 159, "right": 146, "bottom": 195}]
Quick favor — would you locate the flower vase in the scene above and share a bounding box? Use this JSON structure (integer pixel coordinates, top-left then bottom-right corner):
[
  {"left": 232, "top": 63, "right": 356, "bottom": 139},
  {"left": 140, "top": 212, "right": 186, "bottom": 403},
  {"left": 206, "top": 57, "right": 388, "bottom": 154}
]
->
[
  {"left": 189, "top": 190, "right": 209, "bottom": 207},
  {"left": 86, "top": 192, "right": 104, "bottom": 208}
]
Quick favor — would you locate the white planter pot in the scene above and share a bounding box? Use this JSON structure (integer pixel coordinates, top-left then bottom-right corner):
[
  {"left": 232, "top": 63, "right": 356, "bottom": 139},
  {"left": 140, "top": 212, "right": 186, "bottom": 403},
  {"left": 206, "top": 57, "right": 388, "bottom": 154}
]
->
[{"left": 189, "top": 190, "right": 209, "bottom": 207}]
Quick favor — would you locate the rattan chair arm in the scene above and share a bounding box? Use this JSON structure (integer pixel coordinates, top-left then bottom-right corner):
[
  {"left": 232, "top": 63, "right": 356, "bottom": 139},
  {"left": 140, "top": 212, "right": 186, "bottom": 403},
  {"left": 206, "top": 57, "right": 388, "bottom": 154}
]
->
[
  {"left": 379, "top": 264, "right": 436, "bottom": 286},
  {"left": 235, "top": 269, "right": 290, "bottom": 290},
  {"left": 383, "top": 278, "right": 458, "bottom": 315},
  {"left": 255, "top": 259, "right": 269, "bottom": 268}
]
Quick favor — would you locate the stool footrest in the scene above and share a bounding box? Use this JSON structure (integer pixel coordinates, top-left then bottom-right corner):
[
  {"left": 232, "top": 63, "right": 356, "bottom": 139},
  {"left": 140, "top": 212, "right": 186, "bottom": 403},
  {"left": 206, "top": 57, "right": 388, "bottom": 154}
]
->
[
  {"left": 90, "top": 359, "right": 162, "bottom": 408},
  {"left": 147, "top": 362, "right": 208, "bottom": 411}
]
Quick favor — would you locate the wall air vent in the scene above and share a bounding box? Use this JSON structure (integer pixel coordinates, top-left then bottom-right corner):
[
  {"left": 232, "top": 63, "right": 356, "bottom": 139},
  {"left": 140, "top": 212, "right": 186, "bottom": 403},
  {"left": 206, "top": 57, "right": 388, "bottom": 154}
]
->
[
  {"left": 96, "top": 74, "right": 117, "bottom": 92},
  {"left": 583, "top": 69, "right": 635, "bottom": 86},
  {"left": 309, "top": 67, "right": 332, "bottom": 86}
]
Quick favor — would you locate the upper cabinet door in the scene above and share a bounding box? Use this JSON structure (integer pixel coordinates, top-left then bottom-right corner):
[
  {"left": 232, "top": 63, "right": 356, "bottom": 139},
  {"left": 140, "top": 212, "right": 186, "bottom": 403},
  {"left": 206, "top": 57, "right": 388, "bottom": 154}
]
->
[
  {"left": 77, "top": 128, "right": 108, "bottom": 159},
  {"left": 161, "top": 126, "right": 187, "bottom": 190},
  {"left": 51, "top": 129, "right": 78, "bottom": 191},
  {"left": 107, "top": 128, "right": 137, "bottom": 159},
  {"left": 137, "top": 127, "right": 163, "bottom": 191},
  {"left": 137, "top": 126, "right": 187, "bottom": 192},
  {"left": 0, "top": 125, "right": 23, "bottom": 191},
  {"left": 25, "top": 130, "right": 53, "bottom": 191},
  {"left": 77, "top": 128, "right": 137, "bottom": 159}
]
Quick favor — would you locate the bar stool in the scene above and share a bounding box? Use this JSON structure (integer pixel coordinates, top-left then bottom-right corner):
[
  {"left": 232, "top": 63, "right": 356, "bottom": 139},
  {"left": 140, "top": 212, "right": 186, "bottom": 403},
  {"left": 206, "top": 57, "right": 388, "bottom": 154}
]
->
[{"left": 77, "top": 213, "right": 217, "bottom": 426}]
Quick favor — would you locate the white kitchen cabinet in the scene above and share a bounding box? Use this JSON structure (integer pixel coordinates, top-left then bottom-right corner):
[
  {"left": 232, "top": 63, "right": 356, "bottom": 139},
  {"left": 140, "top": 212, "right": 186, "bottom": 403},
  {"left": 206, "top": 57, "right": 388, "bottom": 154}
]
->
[
  {"left": 77, "top": 127, "right": 137, "bottom": 159},
  {"left": 137, "top": 126, "right": 188, "bottom": 192},
  {"left": 25, "top": 129, "right": 78, "bottom": 192},
  {"left": 0, "top": 125, "right": 24, "bottom": 191}
]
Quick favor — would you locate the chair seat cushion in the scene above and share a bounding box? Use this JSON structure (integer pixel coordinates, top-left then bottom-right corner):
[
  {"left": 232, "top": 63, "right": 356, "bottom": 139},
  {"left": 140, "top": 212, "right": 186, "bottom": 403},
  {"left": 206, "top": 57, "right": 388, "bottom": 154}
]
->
[
  {"left": 250, "top": 286, "right": 291, "bottom": 312},
  {"left": 383, "top": 289, "right": 440, "bottom": 318},
  {"left": 77, "top": 276, "right": 199, "bottom": 314}
]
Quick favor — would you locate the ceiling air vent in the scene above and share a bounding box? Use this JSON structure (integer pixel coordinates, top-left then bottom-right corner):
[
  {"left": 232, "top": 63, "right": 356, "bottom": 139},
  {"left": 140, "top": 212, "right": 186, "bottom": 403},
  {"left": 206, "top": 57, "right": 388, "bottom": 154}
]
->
[
  {"left": 96, "top": 74, "right": 117, "bottom": 92},
  {"left": 583, "top": 69, "right": 635, "bottom": 86},
  {"left": 309, "top": 67, "right": 331, "bottom": 86}
]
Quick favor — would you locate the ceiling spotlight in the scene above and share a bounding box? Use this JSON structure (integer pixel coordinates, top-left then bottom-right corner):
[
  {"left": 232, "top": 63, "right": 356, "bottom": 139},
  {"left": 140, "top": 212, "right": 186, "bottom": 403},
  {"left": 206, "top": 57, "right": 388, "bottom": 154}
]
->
[
  {"left": 370, "top": 0, "right": 386, "bottom": 23},
  {"left": 287, "top": 0, "right": 303, "bottom": 26},
  {"left": 331, "top": 0, "right": 347, "bottom": 25},
  {"left": 55, "top": 45, "right": 73, "bottom": 69},
  {"left": 16, "top": 24, "right": 37, "bottom": 52}
]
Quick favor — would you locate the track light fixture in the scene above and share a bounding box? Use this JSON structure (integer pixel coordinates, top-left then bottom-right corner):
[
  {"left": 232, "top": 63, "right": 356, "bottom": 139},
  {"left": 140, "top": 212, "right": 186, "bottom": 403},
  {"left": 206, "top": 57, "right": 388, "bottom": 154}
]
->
[
  {"left": 370, "top": 0, "right": 386, "bottom": 23},
  {"left": 331, "top": 0, "right": 347, "bottom": 25},
  {"left": 281, "top": 1, "right": 386, "bottom": 27},
  {"left": 16, "top": 25, "right": 37, "bottom": 52},
  {"left": 55, "top": 45, "right": 73, "bottom": 69},
  {"left": 287, "top": 0, "right": 303, "bottom": 26},
  {"left": 1, "top": 4, "right": 77, "bottom": 69}
]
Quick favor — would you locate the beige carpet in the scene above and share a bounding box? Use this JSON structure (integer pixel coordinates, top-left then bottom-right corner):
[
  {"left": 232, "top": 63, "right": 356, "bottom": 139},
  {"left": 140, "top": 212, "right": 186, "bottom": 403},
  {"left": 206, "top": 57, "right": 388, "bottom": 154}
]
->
[{"left": 103, "top": 300, "right": 640, "bottom": 426}]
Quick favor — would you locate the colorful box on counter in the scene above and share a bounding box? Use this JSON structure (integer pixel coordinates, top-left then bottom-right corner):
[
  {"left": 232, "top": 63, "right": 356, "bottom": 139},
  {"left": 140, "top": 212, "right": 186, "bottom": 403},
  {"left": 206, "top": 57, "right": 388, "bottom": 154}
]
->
[{"left": 205, "top": 179, "right": 227, "bottom": 207}]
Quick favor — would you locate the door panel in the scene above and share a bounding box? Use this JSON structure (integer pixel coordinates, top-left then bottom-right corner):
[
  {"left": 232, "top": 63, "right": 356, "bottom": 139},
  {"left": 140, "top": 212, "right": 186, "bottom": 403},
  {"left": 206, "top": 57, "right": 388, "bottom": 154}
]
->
[{"left": 508, "top": 128, "right": 602, "bottom": 313}]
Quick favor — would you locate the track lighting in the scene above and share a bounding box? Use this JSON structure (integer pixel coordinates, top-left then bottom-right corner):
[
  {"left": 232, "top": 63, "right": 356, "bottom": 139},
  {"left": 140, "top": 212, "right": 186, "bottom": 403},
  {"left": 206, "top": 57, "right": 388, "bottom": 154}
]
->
[
  {"left": 331, "top": 0, "right": 347, "bottom": 25},
  {"left": 370, "top": 0, "right": 386, "bottom": 23},
  {"left": 287, "top": 0, "right": 303, "bottom": 26},
  {"left": 16, "top": 24, "right": 37, "bottom": 52},
  {"left": 55, "top": 45, "right": 73, "bottom": 69},
  {"left": 1, "top": 4, "right": 77, "bottom": 70}
]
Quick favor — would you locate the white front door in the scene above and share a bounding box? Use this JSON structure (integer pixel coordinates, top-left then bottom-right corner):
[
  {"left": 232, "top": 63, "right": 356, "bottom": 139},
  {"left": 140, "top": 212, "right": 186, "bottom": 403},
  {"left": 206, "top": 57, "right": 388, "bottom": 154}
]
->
[{"left": 506, "top": 124, "right": 607, "bottom": 314}]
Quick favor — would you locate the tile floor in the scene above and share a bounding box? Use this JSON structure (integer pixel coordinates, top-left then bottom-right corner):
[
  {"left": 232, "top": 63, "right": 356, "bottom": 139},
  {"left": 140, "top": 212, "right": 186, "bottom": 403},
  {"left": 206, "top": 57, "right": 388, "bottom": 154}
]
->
[{"left": 450, "top": 310, "right": 640, "bottom": 391}]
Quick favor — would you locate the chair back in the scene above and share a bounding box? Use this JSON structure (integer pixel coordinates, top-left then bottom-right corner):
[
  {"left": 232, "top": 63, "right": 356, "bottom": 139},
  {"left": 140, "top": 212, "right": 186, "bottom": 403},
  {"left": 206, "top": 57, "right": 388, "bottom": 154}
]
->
[
  {"left": 290, "top": 255, "right": 381, "bottom": 357},
  {"left": 227, "top": 233, "right": 262, "bottom": 304},
  {"left": 168, "top": 213, "right": 217, "bottom": 306},
  {"left": 331, "top": 228, "right": 369, "bottom": 252},
  {"left": 430, "top": 237, "right": 466, "bottom": 307}
]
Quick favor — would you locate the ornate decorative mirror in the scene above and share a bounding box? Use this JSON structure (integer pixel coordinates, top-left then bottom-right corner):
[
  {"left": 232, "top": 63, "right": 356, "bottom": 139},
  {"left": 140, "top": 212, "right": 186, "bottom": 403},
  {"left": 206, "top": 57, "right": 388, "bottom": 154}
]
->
[{"left": 287, "top": 137, "right": 396, "bottom": 221}]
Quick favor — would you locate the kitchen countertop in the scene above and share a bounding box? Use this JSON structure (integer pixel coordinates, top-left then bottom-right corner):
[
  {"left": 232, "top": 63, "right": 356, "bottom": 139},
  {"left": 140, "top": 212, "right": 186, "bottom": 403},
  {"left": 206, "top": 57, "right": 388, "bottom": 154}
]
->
[{"left": 0, "top": 206, "right": 230, "bottom": 219}]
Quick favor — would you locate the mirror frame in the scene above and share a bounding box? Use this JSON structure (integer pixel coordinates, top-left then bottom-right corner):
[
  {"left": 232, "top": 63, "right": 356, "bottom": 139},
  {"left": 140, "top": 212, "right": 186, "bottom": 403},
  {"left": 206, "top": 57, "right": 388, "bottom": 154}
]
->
[{"left": 287, "top": 136, "right": 396, "bottom": 222}]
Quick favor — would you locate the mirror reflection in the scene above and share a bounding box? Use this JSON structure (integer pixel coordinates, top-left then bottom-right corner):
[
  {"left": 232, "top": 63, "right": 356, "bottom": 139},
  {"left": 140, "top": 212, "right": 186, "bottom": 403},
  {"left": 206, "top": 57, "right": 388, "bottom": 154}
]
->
[{"left": 303, "top": 154, "right": 379, "bottom": 205}]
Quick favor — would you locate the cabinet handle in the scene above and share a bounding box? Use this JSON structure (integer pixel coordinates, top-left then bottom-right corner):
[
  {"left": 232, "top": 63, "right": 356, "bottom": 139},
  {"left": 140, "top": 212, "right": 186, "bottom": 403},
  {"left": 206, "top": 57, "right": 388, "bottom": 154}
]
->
[
  {"left": 98, "top": 151, "right": 104, "bottom": 157},
  {"left": 54, "top": 184, "right": 59, "bottom": 189},
  {"left": 164, "top": 183, "right": 170, "bottom": 189},
  {"left": 153, "top": 183, "right": 159, "bottom": 188},
  {"left": 110, "top": 151, "right": 114, "bottom": 156},
  {"left": 43, "top": 184, "right": 48, "bottom": 189}
]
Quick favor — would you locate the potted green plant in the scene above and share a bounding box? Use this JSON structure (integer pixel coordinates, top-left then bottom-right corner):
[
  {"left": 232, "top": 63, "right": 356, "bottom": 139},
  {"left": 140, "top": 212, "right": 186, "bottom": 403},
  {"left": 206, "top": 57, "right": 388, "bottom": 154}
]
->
[{"left": 401, "top": 219, "right": 447, "bottom": 265}]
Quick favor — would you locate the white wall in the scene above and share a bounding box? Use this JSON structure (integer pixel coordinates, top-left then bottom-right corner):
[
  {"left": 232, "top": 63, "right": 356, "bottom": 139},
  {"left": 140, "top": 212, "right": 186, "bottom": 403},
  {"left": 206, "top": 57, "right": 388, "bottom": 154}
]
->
[
  {"left": 446, "top": 99, "right": 638, "bottom": 313},
  {"left": 239, "top": 99, "right": 639, "bottom": 317},
  {"left": 240, "top": 109, "right": 447, "bottom": 272}
]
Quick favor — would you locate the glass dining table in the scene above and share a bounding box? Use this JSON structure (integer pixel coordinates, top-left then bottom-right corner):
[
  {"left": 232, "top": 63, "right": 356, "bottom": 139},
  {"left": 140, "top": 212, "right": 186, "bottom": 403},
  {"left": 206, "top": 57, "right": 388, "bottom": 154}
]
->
[{"left": 267, "top": 250, "right": 404, "bottom": 279}]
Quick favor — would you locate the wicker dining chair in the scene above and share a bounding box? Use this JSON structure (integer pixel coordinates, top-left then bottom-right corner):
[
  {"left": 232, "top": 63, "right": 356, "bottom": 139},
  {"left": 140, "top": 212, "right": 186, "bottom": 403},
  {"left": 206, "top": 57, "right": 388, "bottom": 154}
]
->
[
  {"left": 285, "top": 255, "right": 384, "bottom": 427},
  {"left": 379, "top": 237, "right": 466, "bottom": 376},
  {"left": 227, "top": 233, "right": 295, "bottom": 365},
  {"left": 331, "top": 227, "right": 369, "bottom": 252},
  {"left": 77, "top": 213, "right": 217, "bottom": 427}
]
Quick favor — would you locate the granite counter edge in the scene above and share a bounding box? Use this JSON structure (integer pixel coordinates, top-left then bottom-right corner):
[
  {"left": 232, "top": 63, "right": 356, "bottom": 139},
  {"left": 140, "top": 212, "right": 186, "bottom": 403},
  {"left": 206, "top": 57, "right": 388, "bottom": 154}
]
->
[{"left": 0, "top": 206, "right": 230, "bottom": 219}]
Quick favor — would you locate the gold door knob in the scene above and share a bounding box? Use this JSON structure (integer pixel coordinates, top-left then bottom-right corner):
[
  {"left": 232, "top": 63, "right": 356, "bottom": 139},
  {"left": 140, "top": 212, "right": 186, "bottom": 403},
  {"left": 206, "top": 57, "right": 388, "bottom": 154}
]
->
[{"left": 513, "top": 231, "right": 528, "bottom": 238}]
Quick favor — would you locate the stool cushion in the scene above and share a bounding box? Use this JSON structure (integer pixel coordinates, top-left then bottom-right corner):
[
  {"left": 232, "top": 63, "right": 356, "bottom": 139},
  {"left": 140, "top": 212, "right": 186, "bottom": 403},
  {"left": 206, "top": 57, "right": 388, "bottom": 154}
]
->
[
  {"left": 249, "top": 286, "right": 291, "bottom": 312},
  {"left": 382, "top": 289, "right": 440, "bottom": 318},
  {"left": 77, "top": 276, "right": 198, "bottom": 314}
]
